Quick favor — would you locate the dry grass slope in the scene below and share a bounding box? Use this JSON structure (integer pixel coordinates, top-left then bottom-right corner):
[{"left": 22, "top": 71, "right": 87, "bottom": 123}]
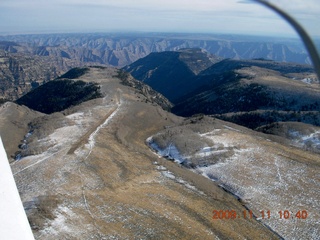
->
[{"left": 1, "top": 67, "right": 281, "bottom": 239}]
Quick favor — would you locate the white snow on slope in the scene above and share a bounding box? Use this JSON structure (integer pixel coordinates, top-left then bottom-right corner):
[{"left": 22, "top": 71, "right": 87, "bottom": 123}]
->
[
  {"left": 0, "top": 136, "right": 35, "bottom": 240},
  {"left": 148, "top": 128, "right": 320, "bottom": 240},
  {"left": 289, "top": 130, "right": 320, "bottom": 151},
  {"left": 39, "top": 205, "right": 75, "bottom": 237},
  {"left": 10, "top": 98, "right": 122, "bottom": 238},
  {"left": 195, "top": 146, "right": 228, "bottom": 158},
  {"left": 13, "top": 99, "right": 120, "bottom": 176},
  {"left": 86, "top": 104, "right": 120, "bottom": 156},
  {"left": 146, "top": 137, "right": 186, "bottom": 164},
  {"left": 199, "top": 132, "right": 320, "bottom": 240},
  {"left": 301, "top": 78, "right": 312, "bottom": 84},
  {"left": 66, "top": 112, "right": 85, "bottom": 124}
]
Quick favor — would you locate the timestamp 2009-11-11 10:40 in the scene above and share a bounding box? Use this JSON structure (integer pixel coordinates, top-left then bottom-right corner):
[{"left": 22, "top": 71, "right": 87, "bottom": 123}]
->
[{"left": 212, "top": 210, "right": 308, "bottom": 220}]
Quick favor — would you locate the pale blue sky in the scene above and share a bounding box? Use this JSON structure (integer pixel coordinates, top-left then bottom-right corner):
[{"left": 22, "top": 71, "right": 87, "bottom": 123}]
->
[{"left": 0, "top": 0, "right": 319, "bottom": 37}]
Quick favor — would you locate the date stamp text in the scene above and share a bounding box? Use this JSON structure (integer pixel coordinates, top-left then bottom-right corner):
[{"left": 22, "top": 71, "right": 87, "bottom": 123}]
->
[{"left": 212, "top": 210, "right": 308, "bottom": 220}]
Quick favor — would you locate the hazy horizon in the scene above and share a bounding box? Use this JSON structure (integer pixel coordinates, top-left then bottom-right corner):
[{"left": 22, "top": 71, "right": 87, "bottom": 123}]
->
[{"left": 1, "top": 0, "right": 319, "bottom": 39}]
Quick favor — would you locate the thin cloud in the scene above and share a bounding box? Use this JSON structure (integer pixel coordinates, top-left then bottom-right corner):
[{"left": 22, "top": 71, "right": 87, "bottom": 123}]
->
[
  {"left": 0, "top": 0, "right": 318, "bottom": 37},
  {"left": 237, "top": 0, "right": 253, "bottom": 4}
]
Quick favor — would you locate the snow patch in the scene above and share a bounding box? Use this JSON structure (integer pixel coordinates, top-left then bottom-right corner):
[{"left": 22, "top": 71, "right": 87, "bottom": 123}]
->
[
  {"left": 66, "top": 112, "right": 85, "bottom": 125},
  {"left": 223, "top": 125, "right": 241, "bottom": 132},
  {"left": 195, "top": 146, "right": 228, "bottom": 158},
  {"left": 161, "top": 171, "right": 175, "bottom": 180},
  {"left": 156, "top": 166, "right": 167, "bottom": 171},
  {"left": 40, "top": 205, "right": 74, "bottom": 236},
  {"left": 289, "top": 130, "right": 320, "bottom": 150},
  {"left": 147, "top": 137, "right": 186, "bottom": 164},
  {"left": 66, "top": 112, "right": 84, "bottom": 120},
  {"left": 84, "top": 106, "right": 119, "bottom": 158},
  {"left": 301, "top": 78, "right": 312, "bottom": 84}
]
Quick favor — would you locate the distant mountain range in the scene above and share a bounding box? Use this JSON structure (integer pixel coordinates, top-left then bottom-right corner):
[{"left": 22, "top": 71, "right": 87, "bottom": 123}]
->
[
  {"left": 0, "top": 32, "right": 314, "bottom": 100},
  {"left": 0, "top": 33, "right": 312, "bottom": 66}
]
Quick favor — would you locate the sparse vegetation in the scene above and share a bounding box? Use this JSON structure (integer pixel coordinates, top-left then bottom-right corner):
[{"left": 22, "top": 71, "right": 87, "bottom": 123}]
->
[
  {"left": 118, "top": 70, "right": 173, "bottom": 111},
  {"left": 58, "top": 67, "right": 89, "bottom": 79},
  {"left": 89, "top": 65, "right": 107, "bottom": 69},
  {"left": 253, "top": 58, "right": 273, "bottom": 61},
  {"left": 115, "top": 69, "right": 130, "bottom": 81},
  {"left": 26, "top": 195, "right": 61, "bottom": 231},
  {"left": 173, "top": 80, "right": 272, "bottom": 117},
  {"left": 0, "top": 98, "right": 9, "bottom": 105},
  {"left": 216, "top": 110, "right": 320, "bottom": 130},
  {"left": 16, "top": 79, "right": 103, "bottom": 114}
]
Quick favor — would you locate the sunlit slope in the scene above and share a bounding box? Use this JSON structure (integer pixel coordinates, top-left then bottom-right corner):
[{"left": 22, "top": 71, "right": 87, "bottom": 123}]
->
[{"left": 1, "top": 67, "right": 280, "bottom": 239}]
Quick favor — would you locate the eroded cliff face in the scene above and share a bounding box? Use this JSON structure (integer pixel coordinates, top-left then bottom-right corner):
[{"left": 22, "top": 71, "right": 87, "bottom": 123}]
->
[
  {"left": 0, "top": 33, "right": 311, "bottom": 100},
  {"left": 0, "top": 50, "right": 63, "bottom": 100},
  {"left": 1, "top": 33, "right": 311, "bottom": 66}
]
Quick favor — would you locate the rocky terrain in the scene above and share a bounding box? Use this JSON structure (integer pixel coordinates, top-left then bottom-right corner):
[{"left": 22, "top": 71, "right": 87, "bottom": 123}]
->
[
  {"left": 0, "top": 33, "right": 311, "bottom": 66},
  {"left": 0, "top": 32, "right": 313, "bottom": 100},
  {"left": 0, "top": 48, "right": 92, "bottom": 100},
  {"left": 1, "top": 67, "right": 283, "bottom": 239}
]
